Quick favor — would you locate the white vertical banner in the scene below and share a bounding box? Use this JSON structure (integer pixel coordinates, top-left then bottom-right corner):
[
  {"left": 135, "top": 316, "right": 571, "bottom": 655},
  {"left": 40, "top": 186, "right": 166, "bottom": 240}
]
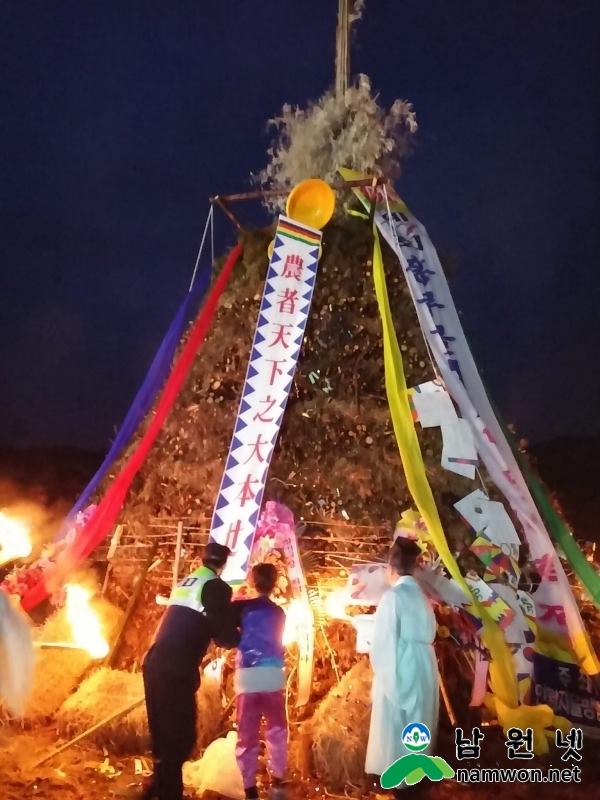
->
[{"left": 209, "top": 216, "right": 322, "bottom": 585}]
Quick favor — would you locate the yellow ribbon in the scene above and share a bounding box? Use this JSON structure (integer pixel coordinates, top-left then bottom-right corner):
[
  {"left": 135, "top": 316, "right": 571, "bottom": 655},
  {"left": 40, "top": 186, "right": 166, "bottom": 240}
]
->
[{"left": 484, "top": 677, "right": 572, "bottom": 754}]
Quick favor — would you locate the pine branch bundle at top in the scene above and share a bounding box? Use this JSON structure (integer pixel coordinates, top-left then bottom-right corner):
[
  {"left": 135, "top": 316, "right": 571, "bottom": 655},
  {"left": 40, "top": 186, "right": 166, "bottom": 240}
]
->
[{"left": 256, "top": 75, "right": 417, "bottom": 215}]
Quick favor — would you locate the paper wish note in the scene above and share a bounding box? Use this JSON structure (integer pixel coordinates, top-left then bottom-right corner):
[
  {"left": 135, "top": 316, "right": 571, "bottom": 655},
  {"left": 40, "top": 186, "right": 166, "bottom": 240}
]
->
[
  {"left": 490, "top": 582, "right": 529, "bottom": 645},
  {"left": 470, "top": 526, "right": 520, "bottom": 589},
  {"left": 411, "top": 387, "right": 456, "bottom": 428},
  {"left": 441, "top": 417, "right": 478, "bottom": 479},
  {"left": 412, "top": 380, "right": 444, "bottom": 395},
  {"left": 481, "top": 501, "right": 521, "bottom": 552},
  {"left": 516, "top": 590, "right": 537, "bottom": 643},
  {"left": 454, "top": 490, "right": 489, "bottom": 532},
  {"left": 454, "top": 491, "right": 519, "bottom": 556},
  {"left": 455, "top": 492, "right": 521, "bottom": 562}
]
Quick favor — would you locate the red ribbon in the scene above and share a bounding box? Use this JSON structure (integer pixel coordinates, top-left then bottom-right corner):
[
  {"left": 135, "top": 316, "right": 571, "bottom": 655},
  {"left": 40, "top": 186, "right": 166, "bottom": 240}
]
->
[{"left": 21, "top": 243, "right": 243, "bottom": 612}]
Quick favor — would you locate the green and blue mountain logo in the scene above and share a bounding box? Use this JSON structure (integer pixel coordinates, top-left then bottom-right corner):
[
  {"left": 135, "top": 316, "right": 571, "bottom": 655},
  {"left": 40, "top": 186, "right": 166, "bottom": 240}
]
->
[{"left": 381, "top": 723, "right": 455, "bottom": 788}]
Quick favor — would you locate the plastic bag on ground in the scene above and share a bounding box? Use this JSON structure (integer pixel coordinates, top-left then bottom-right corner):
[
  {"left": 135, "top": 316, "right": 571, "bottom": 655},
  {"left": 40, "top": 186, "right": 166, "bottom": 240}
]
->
[{"left": 183, "top": 730, "right": 244, "bottom": 800}]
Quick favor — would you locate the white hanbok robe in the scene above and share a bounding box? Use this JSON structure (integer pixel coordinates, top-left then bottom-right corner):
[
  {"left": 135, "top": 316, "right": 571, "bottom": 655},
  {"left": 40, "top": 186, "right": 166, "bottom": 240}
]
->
[{"left": 365, "top": 575, "right": 439, "bottom": 776}]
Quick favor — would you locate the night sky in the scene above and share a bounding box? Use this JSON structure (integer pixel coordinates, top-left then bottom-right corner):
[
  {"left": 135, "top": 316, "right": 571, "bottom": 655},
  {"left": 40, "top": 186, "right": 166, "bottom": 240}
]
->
[{"left": 1, "top": 1, "right": 598, "bottom": 451}]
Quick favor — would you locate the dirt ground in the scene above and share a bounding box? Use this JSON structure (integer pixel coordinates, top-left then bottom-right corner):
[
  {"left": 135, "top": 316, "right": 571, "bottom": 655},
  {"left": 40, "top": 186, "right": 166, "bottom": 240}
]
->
[{"left": 1, "top": 723, "right": 598, "bottom": 800}]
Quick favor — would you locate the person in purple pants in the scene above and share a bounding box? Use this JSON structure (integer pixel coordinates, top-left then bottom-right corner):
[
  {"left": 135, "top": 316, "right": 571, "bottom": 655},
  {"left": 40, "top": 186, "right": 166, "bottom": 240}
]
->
[{"left": 232, "top": 564, "right": 288, "bottom": 800}]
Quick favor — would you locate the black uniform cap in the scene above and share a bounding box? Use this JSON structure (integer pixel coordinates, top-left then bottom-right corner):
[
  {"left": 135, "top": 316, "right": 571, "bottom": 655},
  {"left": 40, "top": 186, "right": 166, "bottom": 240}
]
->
[{"left": 202, "top": 542, "right": 231, "bottom": 569}]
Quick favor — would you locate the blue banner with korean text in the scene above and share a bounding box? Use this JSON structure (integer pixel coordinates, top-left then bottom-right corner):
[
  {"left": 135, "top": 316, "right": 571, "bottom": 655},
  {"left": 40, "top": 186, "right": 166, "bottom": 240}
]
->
[{"left": 209, "top": 216, "right": 322, "bottom": 585}]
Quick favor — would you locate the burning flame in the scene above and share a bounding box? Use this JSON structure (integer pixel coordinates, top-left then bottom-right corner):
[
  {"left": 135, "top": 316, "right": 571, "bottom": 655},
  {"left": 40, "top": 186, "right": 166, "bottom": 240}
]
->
[
  {"left": 65, "top": 584, "right": 109, "bottom": 659},
  {"left": 0, "top": 512, "right": 32, "bottom": 565},
  {"left": 282, "top": 598, "right": 313, "bottom": 647},
  {"left": 324, "top": 589, "right": 350, "bottom": 620}
]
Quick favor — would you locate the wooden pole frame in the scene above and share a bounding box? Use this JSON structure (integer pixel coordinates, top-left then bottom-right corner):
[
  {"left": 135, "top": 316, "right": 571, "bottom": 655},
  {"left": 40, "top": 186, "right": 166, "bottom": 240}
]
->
[
  {"left": 210, "top": 177, "right": 388, "bottom": 231},
  {"left": 213, "top": 197, "right": 243, "bottom": 231},
  {"left": 210, "top": 177, "right": 387, "bottom": 206},
  {"left": 172, "top": 520, "right": 183, "bottom": 593}
]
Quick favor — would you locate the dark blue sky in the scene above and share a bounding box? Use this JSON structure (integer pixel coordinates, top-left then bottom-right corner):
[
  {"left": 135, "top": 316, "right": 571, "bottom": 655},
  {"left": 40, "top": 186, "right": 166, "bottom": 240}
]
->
[{"left": 1, "top": 0, "right": 598, "bottom": 450}]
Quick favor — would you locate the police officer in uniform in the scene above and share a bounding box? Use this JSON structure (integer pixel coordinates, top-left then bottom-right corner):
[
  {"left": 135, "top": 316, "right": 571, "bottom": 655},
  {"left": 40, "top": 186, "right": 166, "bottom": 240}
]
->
[{"left": 142, "top": 542, "right": 240, "bottom": 800}]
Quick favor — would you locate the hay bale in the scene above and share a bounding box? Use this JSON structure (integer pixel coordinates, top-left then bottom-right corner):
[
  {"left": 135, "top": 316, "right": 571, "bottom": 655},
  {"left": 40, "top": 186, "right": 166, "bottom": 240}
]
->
[
  {"left": 57, "top": 668, "right": 147, "bottom": 754},
  {"left": 18, "top": 597, "right": 122, "bottom": 723},
  {"left": 310, "top": 658, "right": 373, "bottom": 788},
  {"left": 56, "top": 668, "right": 224, "bottom": 756}
]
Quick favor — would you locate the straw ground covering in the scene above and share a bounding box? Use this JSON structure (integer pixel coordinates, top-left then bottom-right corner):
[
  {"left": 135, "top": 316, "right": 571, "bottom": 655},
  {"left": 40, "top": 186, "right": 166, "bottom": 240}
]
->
[{"left": 56, "top": 667, "right": 223, "bottom": 756}]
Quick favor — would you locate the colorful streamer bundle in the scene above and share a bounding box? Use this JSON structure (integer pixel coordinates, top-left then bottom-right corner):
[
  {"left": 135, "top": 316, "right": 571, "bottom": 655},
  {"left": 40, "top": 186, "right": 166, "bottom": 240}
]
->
[
  {"left": 369, "top": 220, "right": 576, "bottom": 750},
  {"left": 369, "top": 223, "right": 519, "bottom": 708},
  {"left": 20, "top": 244, "right": 243, "bottom": 612},
  {"left": 342, "top": 167, "right": 598, "bottom": 681}
]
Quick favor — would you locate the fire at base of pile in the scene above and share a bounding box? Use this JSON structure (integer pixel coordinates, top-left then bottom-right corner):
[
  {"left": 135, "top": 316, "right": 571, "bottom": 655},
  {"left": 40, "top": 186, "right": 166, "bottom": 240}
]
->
[
  {"left": 56, "top": 667, "right": 223, "bottom": 756},
  {"left": 0, "top": 597, "right": 122, "bottom": 724},
  {"left": 290, "top": 658, "right": 373, "bottom": 789}
]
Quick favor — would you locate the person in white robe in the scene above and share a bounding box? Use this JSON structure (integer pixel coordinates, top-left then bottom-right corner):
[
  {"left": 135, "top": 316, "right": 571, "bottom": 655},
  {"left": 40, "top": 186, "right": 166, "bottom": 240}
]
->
[{"left": 365, "top": 538, "right": 439, "bottom": 796}]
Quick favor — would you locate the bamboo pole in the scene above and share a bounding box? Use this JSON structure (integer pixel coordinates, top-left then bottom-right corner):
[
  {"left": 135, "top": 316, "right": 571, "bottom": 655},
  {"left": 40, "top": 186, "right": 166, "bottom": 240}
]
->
[
  {"left": 439, "top": 671, "right": 457, "bottom": 727},
  {"left": 172, "top": 520, "right": 183, "bottom": 593},
  {"left": 30, "top": 697, "right": 145, "bottom": 769},
  {"left": 335, "top": 0, "right": 351, "bottom": 98}
]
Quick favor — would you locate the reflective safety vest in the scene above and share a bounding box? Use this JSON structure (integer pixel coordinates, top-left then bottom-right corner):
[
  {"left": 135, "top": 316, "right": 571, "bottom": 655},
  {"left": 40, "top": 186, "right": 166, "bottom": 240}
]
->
[{"left": 168, "top": 566, "right": 216, "bottom": 613}]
